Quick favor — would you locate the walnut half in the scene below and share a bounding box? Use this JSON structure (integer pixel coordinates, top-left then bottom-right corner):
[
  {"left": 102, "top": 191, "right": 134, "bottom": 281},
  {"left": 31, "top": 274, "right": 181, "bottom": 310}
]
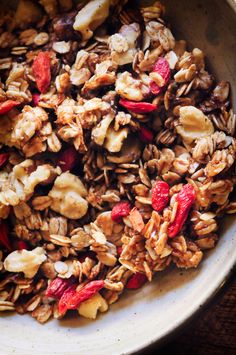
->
[{"left": 48, "top": 172, "right": 88, "bottom": 219}]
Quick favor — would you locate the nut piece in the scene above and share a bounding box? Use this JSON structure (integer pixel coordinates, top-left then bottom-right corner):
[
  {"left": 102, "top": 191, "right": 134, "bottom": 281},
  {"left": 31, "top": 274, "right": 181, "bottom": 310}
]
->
[
  {"left": 109, "top": 23, "right": 140, "bottom": 66},
  {"left": 104, "top": 126, "right": 128, "bottom": 153},
  {"left": 48, "top": 172, "right": 88, "bottom": 219},
  {"left": 115, "top": 72, "right": 149, "bottom": 101},
  {"left": 176, "top": 106, "right": 214, "bottom": 144},
  {"left": 91, "top": 113, "right": 114, "bottom": 146},
  {"left": 73, "top": 0, "right": 110, "bottom": 43},
  {"left": 4, "top": 247, "right": 46, "bottom": 278},
  {"left": 77, "top": 292, "right": 108, "bottom": 319}
]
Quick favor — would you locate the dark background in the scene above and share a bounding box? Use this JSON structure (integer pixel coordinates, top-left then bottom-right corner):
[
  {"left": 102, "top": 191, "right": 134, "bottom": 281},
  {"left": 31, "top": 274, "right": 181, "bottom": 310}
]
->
[{"left": 146, "top": 271, "right": 236, "bottom": 355}]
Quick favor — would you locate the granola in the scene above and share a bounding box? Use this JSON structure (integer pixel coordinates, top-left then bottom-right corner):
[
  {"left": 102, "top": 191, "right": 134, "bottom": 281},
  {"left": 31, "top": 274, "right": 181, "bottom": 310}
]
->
[{"left": 0, "top": 0, "right": 235, "bottom": 324}]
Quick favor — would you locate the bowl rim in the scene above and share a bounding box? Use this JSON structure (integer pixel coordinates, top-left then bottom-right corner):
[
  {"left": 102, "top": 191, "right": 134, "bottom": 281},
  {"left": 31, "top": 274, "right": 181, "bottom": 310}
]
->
[{"left": 133, "top": 262, "right": 236, "bottom": 354}]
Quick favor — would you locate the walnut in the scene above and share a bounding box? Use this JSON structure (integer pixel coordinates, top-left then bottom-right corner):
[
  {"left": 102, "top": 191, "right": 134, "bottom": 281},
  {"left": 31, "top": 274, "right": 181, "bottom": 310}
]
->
[
  {"left": 0, "top": 160, "right": 60, "bottom": 206},
  {"left": 146, "top": 21, "right": 175, "bottom": 51},
  {"left": 48, "top": 172, "right": 88, "bottom": 219},
  {"left": 109, "top": 23, "right": 140, "bottom": 65},
  {"left": 104, "top": 126, "right": 128, "bottom": 153},
  {"left": 176, "top": 106, "right": 214, "bottom": 144},
  {"left": 0, "top": 105, "right": 48, "bottom": 154},
  {"left": 114, "top": 111, "right": 131, "bottom": 131},
  {"left": 115, "top": 71, "right": 149, "bottom": 101},
  {"left": 82, "top": 60, "right": 116, "bottom": 91},
  {"left": 13, "top": 106, "right": 48, "bottom": 143},
  {"left": 91, "top": 112, "right": 115, "bottom": 146},
  {"left": 4, "top": 247, "right": 46, "bottom": 278}
]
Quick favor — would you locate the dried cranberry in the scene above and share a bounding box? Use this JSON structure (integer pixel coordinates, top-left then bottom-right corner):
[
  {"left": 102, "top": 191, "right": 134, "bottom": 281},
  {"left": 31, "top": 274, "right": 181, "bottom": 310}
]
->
[
  {"left": 111, "top": 201, "right": 131, "bottom": 223},
  {"left": 151, "top": 181, "right": 170, "bottom": 212},
  {"left": 126, "top": 273, "right": 147, "bottom": 289}
]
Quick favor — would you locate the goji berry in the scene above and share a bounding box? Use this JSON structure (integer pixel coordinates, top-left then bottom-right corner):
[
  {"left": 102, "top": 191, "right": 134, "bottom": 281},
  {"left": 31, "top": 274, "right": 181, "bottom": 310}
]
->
[
  {"left": 119, "top": 99, "right": 157, "bottom": 114},
  {"left": 151, "top": 181, "right": 170, "bottom": 212},
  {"left": 149, "top": 81, "right": 162, "bottom": 95},
  {"left": 150, "top": 57, "right": 171, "bottom": 95},
  {"left": 0, "top": 100, "right": 20, "bottom": 115},
  {"left": 129, "top": 207, "right": 145, "bottom": 233},
  {"left": 139, "top": 126, "right": 153, "bottom": 143},
  {"left": 0, "top": 153, "right": 9, "bottom": 168},
  {"left": 32, "top": 52, "right": 51, "bottom": 93},
  {"left": 57, "top": 146, "right": 78, "bottom": 172},
  {"left": 16, "top": 240, "right": 28, "bottom": 250},
  {"left": 168, "top": 184, "right": 196, "bottom": 238},
  {"left": 58, "top": 284, "right": 77, "bottom": 314},
  {"left": 0, "top": 220, "right": 11, "bottom": 251},
  {"left": 45, "top": 277, "right": 75, "bottom": 299},
  {"left": 111, "top": 201, "right": 131, "bottom": 223},
  {"left": 116, "top": 246, "right": 123, "bottom": 257},
  {"left": 58, "top": 280, "right": 104, "bottom": 314},
  {"left": 32, "top": 93, "right": 40, "bottom": 106},
  {"left": 126, "top": 272, "right": 147, "bottom": 289}
]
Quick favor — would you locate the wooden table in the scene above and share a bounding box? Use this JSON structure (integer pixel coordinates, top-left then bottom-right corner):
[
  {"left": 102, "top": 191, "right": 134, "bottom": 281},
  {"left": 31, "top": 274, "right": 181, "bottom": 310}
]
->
[{"left": 148, "top": 271, "right": 236, "bottom": 354}]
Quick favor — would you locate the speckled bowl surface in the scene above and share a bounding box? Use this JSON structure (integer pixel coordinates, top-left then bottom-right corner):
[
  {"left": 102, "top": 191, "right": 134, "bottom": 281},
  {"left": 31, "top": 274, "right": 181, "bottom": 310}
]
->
[{"left": 0, "top": 1, "right": 236, "bottom": 354}]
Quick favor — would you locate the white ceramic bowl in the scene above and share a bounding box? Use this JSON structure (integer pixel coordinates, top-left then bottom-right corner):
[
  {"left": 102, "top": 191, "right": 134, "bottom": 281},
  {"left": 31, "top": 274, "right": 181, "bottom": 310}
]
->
[{"left": 1, "top": 1, "right": 236, "bottom": 354}]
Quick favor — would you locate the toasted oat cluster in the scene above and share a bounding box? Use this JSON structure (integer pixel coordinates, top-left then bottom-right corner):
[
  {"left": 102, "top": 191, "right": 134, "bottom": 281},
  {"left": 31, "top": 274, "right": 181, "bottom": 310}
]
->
[{"left": 0, "top": 0, "right": 235, "bottom": 323}]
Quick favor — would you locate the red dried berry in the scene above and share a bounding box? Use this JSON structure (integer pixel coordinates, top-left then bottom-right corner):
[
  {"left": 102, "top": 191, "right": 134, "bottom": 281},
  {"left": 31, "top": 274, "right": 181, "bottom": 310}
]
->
[
  {"left": 16, "top": 241, "right": 28, "bottom": 250},
  {"left": 45, "top": 277, "right": 75, "bottom": 299},
  {"left": 0, "top": 100, "right": 20, "bottom": 115},
  {"left": 0, "top": 153, "right": 9, "bottom": 168},
  {"left": 58, "top": 280, "right": 104, "bottom": 314},
  {"left": 168, "top": 184, "right": 196, "bottom": 238},
  {"left": 116, "top": 246, "right": 123, "bottom": 257},
  {"left": 150, "top": 57, "right": 171, "bottom": 95},
  {"left": 32, "top": 93, "right": 40, "bottom": 106},
  {"left": 32, "top": 52, "right": 51, "bottom": 93},
  {"left": 149, "top": 81, "right": 162, "bottom": 95},
  {"left": 119, "top": 99, "right": 157, "bottom": 114},
  {"left": 139, "top": 126, "right": 153, "bottom": 143},
  {"left": 58, "top": 284, "right": 77, "bottom": 314},
  {"left": 57, "top": 146, "right": 78, "bottom": 172},
  {"left": 126, "top": 273, "right": 147, "bottom": 289},
  {"left": 111, "top": 201, "right": 131, "bottom": 223},
  {"left": 152, "top": 57, "right": 171, "bottom": 86},
  {"left": 151, "top": 181, "right": 170, "bottom": 212},
  {"left": 0, "top": 220, "right": 11, "bottom": 251}
]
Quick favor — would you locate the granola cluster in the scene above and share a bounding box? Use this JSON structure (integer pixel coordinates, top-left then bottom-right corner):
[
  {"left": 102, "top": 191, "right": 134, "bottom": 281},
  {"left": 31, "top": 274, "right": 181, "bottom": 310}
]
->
[{"left": 0, "top": 0, "right": 235, "bottom": 323}]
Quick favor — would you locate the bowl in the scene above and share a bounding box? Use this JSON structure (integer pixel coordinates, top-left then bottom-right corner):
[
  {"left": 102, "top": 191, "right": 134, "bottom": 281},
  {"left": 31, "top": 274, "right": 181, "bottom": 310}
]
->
[{"left": 0, "top": 0, "right": 236, "bottom": 354}]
